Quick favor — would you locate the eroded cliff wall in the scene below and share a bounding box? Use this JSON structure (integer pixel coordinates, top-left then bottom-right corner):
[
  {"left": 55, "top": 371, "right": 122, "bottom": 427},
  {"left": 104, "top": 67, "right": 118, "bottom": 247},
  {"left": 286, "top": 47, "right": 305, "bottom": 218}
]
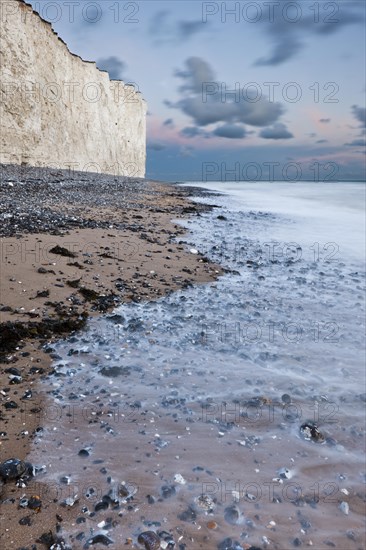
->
[{"left": 0, "top": 0, "right": 147, "bottom": 177}]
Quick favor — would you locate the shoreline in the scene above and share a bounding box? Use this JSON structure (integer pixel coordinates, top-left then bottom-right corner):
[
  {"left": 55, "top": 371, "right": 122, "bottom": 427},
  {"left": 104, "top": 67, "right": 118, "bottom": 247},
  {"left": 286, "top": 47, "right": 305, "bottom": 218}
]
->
[
  {"left": 0, "top": 164, "right": 225, "bottom": 548},
  {"left": 1, "top": 167, "right": 364, "bottom": 550}
]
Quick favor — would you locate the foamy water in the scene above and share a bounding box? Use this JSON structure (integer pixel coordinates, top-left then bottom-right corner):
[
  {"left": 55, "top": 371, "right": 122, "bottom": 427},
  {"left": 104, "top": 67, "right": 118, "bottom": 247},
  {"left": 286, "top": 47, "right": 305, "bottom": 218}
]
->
[{"left": 28, "top": 182, "right": 366, "bottom": 549}]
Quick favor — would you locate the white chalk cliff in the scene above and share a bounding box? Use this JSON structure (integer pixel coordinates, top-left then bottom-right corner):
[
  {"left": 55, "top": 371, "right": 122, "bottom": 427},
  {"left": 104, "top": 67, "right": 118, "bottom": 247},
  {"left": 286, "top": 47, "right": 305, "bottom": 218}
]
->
[{"left": 0, "top": 0, "right": 147, "bottom": 177}]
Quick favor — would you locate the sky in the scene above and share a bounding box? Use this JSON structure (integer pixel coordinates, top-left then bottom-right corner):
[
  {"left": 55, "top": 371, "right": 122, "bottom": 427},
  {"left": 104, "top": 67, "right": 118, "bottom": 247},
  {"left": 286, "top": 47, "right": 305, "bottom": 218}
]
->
[{"left": 26, "top": 0, "right": 366, "bottom": 181}]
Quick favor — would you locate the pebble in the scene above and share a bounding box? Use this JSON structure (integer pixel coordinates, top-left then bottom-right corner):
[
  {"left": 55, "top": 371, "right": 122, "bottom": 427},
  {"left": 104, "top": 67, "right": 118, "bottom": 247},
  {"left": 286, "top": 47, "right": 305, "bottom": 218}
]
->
[
  {"left": 62, "top": 496, "right": 79, "bottom": 507},
  {"left": 173, "top": 473, "right": 186, "bottom": 484},
  {"left": 339, "top": 501, "right": 349, "bottom": 515},
  {"left": 217, "top": 538, "right": 243, "bottom": 550},
  {"left": 277, "top": 467, "right": 293, "bottom": 479},
  {"left": 224, "top": 504, "right": 243, "bottom": 525},
  {"left": 299, "top": 421, "right": 325, "bottom": 443},
  {"left": 86, "top": 533, "right": 114, "bottom": 546},
  {"left": 78, "top": 447, "right": 91, "bottom": 457},
  {"left": 28, "top": 495, "right": 42, "bottom": 511},
  {"left": 137, "top": 531, "right": 161, "bottom": 549},
  {"left": 0, "top": 458, "right": 27, "bottom": 480}
]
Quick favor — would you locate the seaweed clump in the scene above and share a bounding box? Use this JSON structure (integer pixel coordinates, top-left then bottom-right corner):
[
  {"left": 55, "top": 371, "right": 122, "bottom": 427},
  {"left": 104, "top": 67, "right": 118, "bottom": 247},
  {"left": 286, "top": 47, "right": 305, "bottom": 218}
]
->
[{"left": 0, "top": 314, "right": 88, "bottom": 361}]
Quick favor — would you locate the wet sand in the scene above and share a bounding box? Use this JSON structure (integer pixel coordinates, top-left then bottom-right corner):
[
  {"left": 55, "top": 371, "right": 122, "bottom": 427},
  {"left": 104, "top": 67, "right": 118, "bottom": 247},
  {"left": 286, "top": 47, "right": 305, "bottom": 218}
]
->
[{"left": 0, "top": 164, "right": 225, "bottom": 549}]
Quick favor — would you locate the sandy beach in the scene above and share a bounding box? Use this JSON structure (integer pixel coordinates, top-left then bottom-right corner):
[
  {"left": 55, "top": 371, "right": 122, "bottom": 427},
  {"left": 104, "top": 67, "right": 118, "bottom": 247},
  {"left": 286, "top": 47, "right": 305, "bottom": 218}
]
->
[{"left": 0, "top": 164, "right": 226, "bottom": 549}]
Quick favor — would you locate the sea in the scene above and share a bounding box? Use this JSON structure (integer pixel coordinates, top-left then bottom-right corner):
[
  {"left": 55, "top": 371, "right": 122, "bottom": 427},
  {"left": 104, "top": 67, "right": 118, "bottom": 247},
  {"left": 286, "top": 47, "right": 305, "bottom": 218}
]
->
[{"left": 28, "top": 181, "right": 366, "bottom": 550}]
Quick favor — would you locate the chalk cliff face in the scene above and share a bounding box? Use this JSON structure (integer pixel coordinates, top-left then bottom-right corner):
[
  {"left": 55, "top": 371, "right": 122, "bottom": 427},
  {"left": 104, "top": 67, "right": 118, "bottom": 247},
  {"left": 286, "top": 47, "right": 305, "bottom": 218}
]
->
[{"left": 0, "top": 0, "right": 147, "bottom": 177}]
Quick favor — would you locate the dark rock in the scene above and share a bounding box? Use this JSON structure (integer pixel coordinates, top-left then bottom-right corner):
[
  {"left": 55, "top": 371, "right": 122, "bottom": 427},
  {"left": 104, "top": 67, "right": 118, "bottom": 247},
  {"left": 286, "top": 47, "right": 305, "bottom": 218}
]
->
[
  {"left": 158, "top": 530, "right": 175, "bottom": 548},
  {"left": 0, "top": 458, "right": 26, "bottom": 480},
  {"left": 78, "top": 448, "right": 91, "bottom": 457},
  {"left": 161, "top": 484, "right": 176, "bottom": 499},
  {"left": 178, "top": 506, "right": 196, "bottom": 522},
  {"left": 86, "top": 533, "right": 114, "bottom": 546},
  {"left": 300, "top": 421, "right": 325, "bottom": 443},
  {"left": 217, "top": 538, "right": 243, "bottom": 550},
  {"left": 19, "top": 515, "right": 32, "bottom": 526},
  {"left": 67, "top": 279, "right": 81, "bottom": 288},
  {"left": 99, "top": 366, "right": 126, "bottom": 378},
  {"left": 79, "top": 287, "right": 100, "bottom": 301},
  {"left": 95, "top": 500, "right": 109, "bottom": 512},
  {"left": 5, "top": 367, "right": 21, "bottom": 376},
  {"left": 4, "top": 401, "right": 18, "bottom": 409},
  {"left": 36, "top": 289, "right": 50, "bottom": 298},
  {"left": 137, "top": 531, "right": 161, "bottom": 550},
  {"left": 28, "top": 495, "right": 42, "bottom": 510},
  {"left": 49, "top": 245, "right": 76, "bottom": 258}
]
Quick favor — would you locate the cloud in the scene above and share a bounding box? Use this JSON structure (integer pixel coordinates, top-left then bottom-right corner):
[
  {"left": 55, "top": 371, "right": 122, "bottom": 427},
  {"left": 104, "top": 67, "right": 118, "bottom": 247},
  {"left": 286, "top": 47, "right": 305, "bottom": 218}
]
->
[
  {"left": 178, "top": 20, "right": 208, "bottom": 39},
  {"left": 175, "top": 57, "right": 215, "bottom": 94},
  {"left": 319, "top": 118, "right": 331, "bottom": 123},
  {"left": 316, "top": 139, "right": 328, "bottom": 143},
  {"left": 180, "top": 126, "right": 203, "bottom": 138},
  {"left": 259, "top": 123, "right": 294, "bottom": 140},
  {"left": 344, "top": 139, "right": 366, "bottom": 146},
  {"left": 213, "top": 124, "right": 247, "bottom": 139},
  {"left": 255, "top": 34, "right": 303, "bottom": 66},
  {"left": 147, "top": 142, "right": 166, "bottom": 151},
  {"left": 351, "top": 105, "right": 366, "bottom": 127},
  {"left": 163, "top": 118, "right": 174, "bottom": 128},
  {"left": 96, "top": 57, "right": 126, "bottom": 80},
  {"left": 149, "top": 11, "right": 209, "bottom": 44},
  {"left": 149, "top": 10, "right": 170, "bottom": 36},
  {"left": 168, "top": 57, "right": 284, "bottom": 130},
  {"left": 254, "top": 2, "right": 364, "bottom": 66}
]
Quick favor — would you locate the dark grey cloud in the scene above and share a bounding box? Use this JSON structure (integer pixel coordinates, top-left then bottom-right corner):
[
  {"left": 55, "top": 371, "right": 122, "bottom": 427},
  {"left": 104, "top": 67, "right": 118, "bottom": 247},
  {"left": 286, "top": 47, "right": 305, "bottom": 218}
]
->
[
  {"left": 213, "top": 124, "right": 247, "bottom": 139},
  {"left": 316, "top": 139, "right": 328, "bottom": 143},
  {"left": 163, "top": 118, "right": 174, "bottom": 127},
  {"left": 147, "top": 142, "right": 166, "bottom": 151},
  {"left": 96, "top": 57, "right": 126, "bottom": 80},
  {"left": 351, "top": 105, "right": 366, "bottom": 127},
  {"left": 175, "top": 57, "right": 215, "bottom": 94},
  {"left": 168, "top": 57, "right": 284, "bottom": 130},
  {"left": 254, "top": 1, "right": 364, "bottom": 66},
  {"left": 345, "top": 139, "right": 366, "bottom": 146},
  {"left": 259, "top": 123, "right": 294, "bottom": 140},
  {"left": 181, "top": 126, "right": 203, "bottom": 138},
  {"left": 319, "top": 118, "right": 331, "bottom": 123}
]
